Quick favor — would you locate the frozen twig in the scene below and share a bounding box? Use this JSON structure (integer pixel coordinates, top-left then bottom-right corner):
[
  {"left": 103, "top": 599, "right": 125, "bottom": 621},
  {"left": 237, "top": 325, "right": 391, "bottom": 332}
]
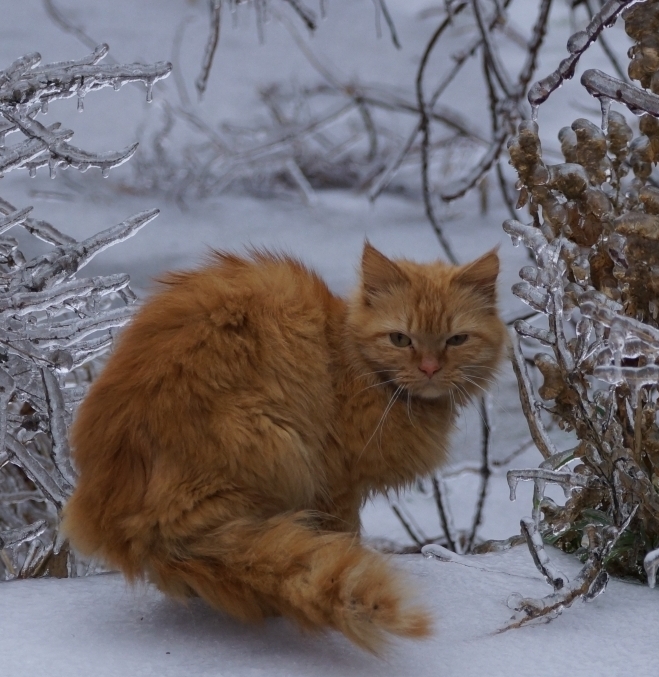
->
[
  {"left": 581, "top": 69, "right": 659, "bottom": 117},
  {"left": 467, "top": 396, "right": 492, "bottom": 551},
  {"left": 527, "top": 0, "right": 636, "bottom": 115},
  {"left": 509, "top": 330, "right": 557, "bottom": 460},
  {"left": 520, "top": 516, "right": 568, "bottom": 589},
  {"left": 0, "top": 46, "right": 171, "bottom": 178},
  {"left": 196, "top": 0, "right": 222, "bottom": 99},
  {"left": 432, "top": 473, "right": 460, "bottom": 553},
  {"left": 371, "top": 0, "right": 401, "bottom": 49},
  {"left": 0, "top": 520, "right": 47, "bottom": 549},
  {"left": 501, "top": 508, "right": 637, "bottom": 631}
]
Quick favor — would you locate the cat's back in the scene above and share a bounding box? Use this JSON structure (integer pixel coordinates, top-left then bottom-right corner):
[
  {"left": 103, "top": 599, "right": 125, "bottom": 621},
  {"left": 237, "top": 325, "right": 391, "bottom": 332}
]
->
[
  {"left": 69, "top": 251, "right": 343, "bottom": 516},
  {"left": 96, "top": 250, "right": 342, "bottom": 389}
]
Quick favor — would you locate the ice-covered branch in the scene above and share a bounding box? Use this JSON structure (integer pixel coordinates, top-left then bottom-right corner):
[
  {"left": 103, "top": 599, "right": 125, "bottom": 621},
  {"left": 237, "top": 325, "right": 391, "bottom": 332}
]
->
[
  {"left": 0, "top": 46, "right": 171, "bottom": 178},
  {"left": 509, "top": 331, "right": 557, "bottom": 460},
  {"left": 502, "top": 509, "right": 637, "bottom": 631},
  {"left": 16, "top": 208, "right": 159, "bottom": 292},
  {"left": 581, "top": 68, "right": 659, "bottom": 117},
  {"left": 196, "top": 0, "right": 222, "bottom": 99},
  {"left": 527, "top": 0, "right": 637, "bottom": 115}
]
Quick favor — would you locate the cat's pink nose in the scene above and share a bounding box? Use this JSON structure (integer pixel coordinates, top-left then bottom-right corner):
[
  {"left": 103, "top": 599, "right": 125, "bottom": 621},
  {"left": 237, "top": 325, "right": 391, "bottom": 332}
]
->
[{"left": 419, "top": 358, "right": 440, "bottom": 378}]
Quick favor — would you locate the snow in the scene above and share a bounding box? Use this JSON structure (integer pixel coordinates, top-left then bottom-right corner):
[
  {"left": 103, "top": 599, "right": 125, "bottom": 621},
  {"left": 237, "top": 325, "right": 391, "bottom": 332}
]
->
[
  {"left": 1, "top": 0, "right": 658, "bottom": 673},
  {"left": 1, "top": 545, "right": 657, "bottom": 676}
]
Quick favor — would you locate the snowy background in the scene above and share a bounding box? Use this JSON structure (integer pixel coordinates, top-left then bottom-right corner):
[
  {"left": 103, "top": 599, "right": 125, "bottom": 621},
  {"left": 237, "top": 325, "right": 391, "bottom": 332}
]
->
[{"left": 1, "top": 0, "right": 657, "bottom": 674}]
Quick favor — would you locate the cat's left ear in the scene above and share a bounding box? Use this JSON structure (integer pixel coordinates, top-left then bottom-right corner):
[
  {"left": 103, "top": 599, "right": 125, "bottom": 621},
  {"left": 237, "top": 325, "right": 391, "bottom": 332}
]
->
[{"left": 455, "top": 248, "right": 500, "bottom": 303}]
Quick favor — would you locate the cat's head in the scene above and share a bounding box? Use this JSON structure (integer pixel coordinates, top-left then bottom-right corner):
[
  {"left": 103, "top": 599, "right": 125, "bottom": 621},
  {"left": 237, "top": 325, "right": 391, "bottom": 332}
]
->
[{"left": 347, "top": 242, "right": 507, "bottom": 401}]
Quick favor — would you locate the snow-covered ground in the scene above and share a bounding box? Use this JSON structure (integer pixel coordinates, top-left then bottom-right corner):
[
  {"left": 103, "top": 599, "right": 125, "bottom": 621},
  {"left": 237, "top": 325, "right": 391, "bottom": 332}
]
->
[
  {"left": 1, "top": 0, "right": 657, "bottom": 674},
  {"left": 2, "top": 545, "right": 657, "bottom": 677}
]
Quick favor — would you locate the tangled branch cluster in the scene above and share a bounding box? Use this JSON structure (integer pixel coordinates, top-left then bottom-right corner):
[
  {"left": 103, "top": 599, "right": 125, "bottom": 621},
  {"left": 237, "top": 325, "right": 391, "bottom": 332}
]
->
[
  {"left": 129, "top": 0, "right": 559, "bottom": 262},
  {"left": 502, "top": 0, "right": 659, "bottom": 629},
  {"left": 0, "top": 47, "right": 169, "bottom": 579}
]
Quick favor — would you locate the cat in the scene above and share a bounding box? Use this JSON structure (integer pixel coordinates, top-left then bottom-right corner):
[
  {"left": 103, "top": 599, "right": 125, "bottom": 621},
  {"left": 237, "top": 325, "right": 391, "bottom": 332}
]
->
[{"left": 63, "top": 242, "right": 506, "bottom": 652}]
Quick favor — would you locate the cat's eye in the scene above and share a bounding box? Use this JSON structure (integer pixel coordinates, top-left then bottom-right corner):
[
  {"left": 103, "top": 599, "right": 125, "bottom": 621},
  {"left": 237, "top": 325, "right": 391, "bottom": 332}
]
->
[
  {"left": 389, "top": 332, "right": 412, "bottom": 348},
  {"left": 446, "top": 334, "right": 468, "bottom": 346}
]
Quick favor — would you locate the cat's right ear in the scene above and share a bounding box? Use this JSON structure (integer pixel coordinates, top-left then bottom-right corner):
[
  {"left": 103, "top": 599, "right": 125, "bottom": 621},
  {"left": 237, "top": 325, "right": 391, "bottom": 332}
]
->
[{"left": 361, "top": 242, "right": 409, "bottom": 301}]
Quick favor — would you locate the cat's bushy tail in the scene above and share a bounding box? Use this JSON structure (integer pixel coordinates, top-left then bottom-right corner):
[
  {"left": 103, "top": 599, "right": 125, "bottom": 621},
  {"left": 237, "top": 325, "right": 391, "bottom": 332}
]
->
[{"left": 148, "top": 512, "right": 432, "bottom": 652}]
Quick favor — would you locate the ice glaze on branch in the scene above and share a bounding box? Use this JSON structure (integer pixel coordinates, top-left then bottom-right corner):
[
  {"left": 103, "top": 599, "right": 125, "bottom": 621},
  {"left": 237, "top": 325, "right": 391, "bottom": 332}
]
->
[{"left": 0, "top": 46, "right": 171, "bottom": 178}]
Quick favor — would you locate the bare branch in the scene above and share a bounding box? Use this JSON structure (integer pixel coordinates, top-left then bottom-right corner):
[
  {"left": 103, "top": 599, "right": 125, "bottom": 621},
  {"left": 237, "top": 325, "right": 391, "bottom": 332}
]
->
[{"left": 196, "top": 0, "right": 222, "bottom": 100}]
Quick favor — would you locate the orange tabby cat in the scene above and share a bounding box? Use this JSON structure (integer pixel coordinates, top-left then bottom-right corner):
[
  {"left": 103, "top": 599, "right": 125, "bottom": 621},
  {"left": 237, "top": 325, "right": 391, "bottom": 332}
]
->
[{"left": 63, "top": 242, "right": 506, "bottom": 651}]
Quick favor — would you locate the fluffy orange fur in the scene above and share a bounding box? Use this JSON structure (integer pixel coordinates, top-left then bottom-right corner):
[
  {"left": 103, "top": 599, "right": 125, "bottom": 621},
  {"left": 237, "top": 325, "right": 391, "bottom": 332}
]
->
[{"left": 63, "top": 243, "right": 506, "bottom": 652}]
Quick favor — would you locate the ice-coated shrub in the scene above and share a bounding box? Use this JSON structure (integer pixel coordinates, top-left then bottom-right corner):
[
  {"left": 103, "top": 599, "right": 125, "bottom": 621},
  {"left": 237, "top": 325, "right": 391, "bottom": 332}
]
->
[
  {"left": 0, "top": 46, "right": 170, "bottom": 578},
  {"left": 502, "top": 0, "right": 659, "bottom": 628}
]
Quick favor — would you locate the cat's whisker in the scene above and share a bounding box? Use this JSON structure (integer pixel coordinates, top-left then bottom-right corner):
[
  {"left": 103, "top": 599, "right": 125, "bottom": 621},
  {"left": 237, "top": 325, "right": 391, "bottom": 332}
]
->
[
  {"left": 352, "top": 378, "right": 400, "bottom": 398},
  {"left": 447, "top": 389, "right": 456, "bottom": 416},
  {"left": 350, "top": 369, "right": 393, "bottom": 384},
  {"left": 406, "top": 392, "right": 416, "bottom": 428},
  {"left": 460, "top": 370, "right": 520, "bottom": 420},
  {"left": 460, "top": 376, "right": 489, "bottom": 394},
  {"left": 378, "top": 385, "right": 404, "bottom": 450},
  {"left": 455, "top": 383, "right": 491, "bottom": 432},
  {"left": 454, "top": 383, "right": 474, "bottom": 408},
  {"left": 361, "top": 385, "right": 403, "bottom": 457},
  {"left": 460, "top": 369, "right": 497, "bottom": 386}
]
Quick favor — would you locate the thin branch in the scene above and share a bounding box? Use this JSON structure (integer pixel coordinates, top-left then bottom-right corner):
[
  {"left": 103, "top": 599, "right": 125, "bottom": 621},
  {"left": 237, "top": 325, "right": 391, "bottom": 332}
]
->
[
  {"left": 172, "top": 16, "right": 194, "bottom": 108},
  {"left": 42, "top": 0, "right": 98, "bottom": 52},
  {"left": 471, "top": 0, "right": 514, "bottom": 99},
  {"left": 528, "top": 0, "right": 636, "bottom": 111},
  {"left": 517, "top": 0, "right": 553, "bottom": 96},
  {"left": 282, "top": 0, "right": 317, "bottom": 31},
  {"left": 467, "top": 396, "right": 492, "bottom": 551},
  {"left": 390, "top": 505, "right": 424, "bottom": 547},
  {"left": 509, "top": 329, "right": 558, "bottom": 460},
  {"left": 431, "top": 473, "right": 459, "bottom": 552},
  {"left": 415, "top": 10, "right": 464, "bottom": 264},
  {"left": 196, "top": 0, "right": 222, "bottom": 100},
  {"left": 371, "top": 0, "right": 401, "bottom": 49},
  {"left": 583, "top": 0, "right": 630, "bottom": 84}
]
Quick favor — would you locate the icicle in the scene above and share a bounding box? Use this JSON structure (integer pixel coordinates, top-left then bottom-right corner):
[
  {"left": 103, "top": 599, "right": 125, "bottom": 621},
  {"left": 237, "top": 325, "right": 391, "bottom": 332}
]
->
[
  {"left": 101, "top": 166, "right": 110, "bottom": 178},
  {"left": 77, "top": 91, "right": 85, "bottom": 112},
  {"left": 531, "top": 104, "right": 539, "bottom": 122},
  {"left": 508, "top": 473, "right": 520, "bottom": 501},
  {"left": 28, "top": 166, "right": 36, "bottom": 178},
  {"left": 600, "top": 96, "right": 612, "bottom": 132},
  {"left": 145, "top": 80, "right": 153, "bottom": 104},
  {"left": 644, "top": 547, "right": 659, "bottom": 588},
  {"left": 48, "top": 158, "right": 57, "bottom": 179}
]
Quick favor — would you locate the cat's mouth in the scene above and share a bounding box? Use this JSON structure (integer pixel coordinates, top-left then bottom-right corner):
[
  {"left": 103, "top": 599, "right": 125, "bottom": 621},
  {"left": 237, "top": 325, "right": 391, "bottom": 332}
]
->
[
  {"left": 389, "top": 373, "right": 455, "bottom": 401},
  {"left": 394, "top": 372, "right": 483, "bottom": 403}
]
